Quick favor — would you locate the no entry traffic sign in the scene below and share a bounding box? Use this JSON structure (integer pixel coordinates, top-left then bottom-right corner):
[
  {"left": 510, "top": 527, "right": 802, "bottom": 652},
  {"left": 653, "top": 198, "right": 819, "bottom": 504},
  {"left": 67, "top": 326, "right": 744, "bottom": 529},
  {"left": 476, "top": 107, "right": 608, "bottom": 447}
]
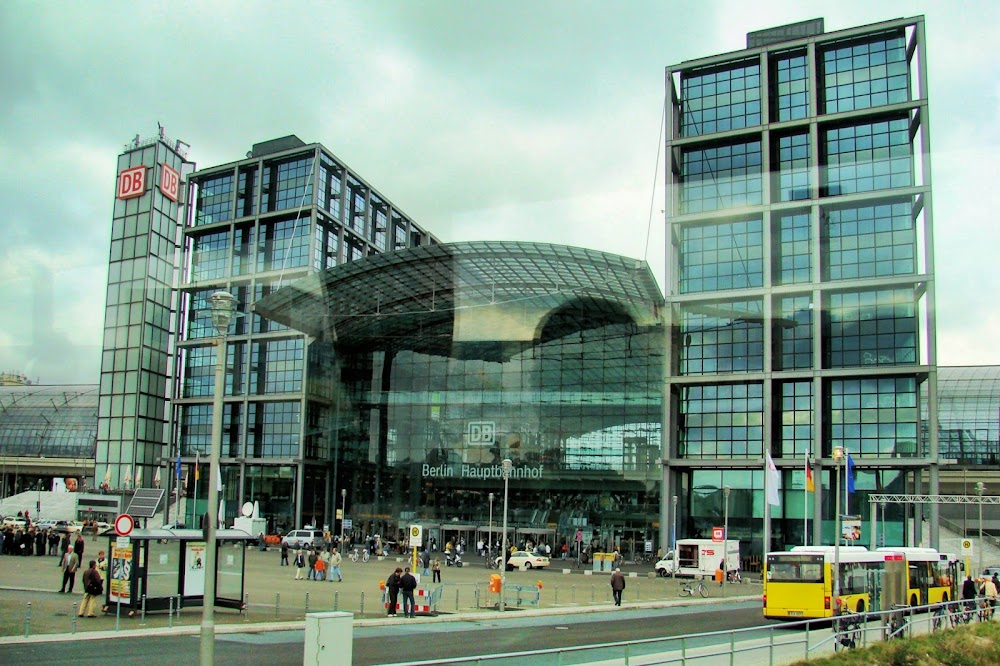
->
[{"left": 114, "top": 513, "right": 134, "bottom": 537}]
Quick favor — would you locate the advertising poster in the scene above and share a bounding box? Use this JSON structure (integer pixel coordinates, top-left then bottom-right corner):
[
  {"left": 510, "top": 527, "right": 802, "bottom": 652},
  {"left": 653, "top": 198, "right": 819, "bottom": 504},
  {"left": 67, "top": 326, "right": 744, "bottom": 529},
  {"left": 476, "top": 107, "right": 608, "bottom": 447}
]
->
[
  {"left": 110, "top": 544, "right": 133, "bottom": 602},
  {"left": 184, "top": 542, "right": 207, "bottom": 596},
  {"left": 842, "top": 516, "right": 862, "bottom": 541}
]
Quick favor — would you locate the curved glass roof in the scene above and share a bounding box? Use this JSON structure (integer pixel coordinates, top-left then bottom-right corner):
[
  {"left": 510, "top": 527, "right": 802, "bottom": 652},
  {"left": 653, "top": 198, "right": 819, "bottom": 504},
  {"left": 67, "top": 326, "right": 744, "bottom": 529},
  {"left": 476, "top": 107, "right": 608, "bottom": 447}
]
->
[
  {"left": 255, "top": 241, "right": 664, "bottom": 360},
  {"left": 0, "top": 385, "right": 99, "bottom": 458},
  {"left": 935, "top": 366, "right": 1000, "bottom": 464}
]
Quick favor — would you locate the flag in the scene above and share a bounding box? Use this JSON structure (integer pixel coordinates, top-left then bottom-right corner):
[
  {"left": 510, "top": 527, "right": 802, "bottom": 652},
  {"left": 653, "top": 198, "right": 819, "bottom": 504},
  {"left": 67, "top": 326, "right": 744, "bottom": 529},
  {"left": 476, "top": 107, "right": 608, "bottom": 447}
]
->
[
  {"left": 216, "top": 465, "right": 223, "bottom": 492},
  {"left": 806, "top": 464, "right": 815, "bottom": 493},
  {"left": 175, "top": 452, "right": 182, "bottom": 480},
  {"left": 153, "top": 466, "right": 161, "bottom": 489},
  {"left": 195, "top": 451, "right": 200, "bottom": 481},
  {"left": 123, "top": 465, "right": 132, "bottom": 488},
  {"left": 846, "top": 453, "right": 856, "bottom": 493},
  {"left": 134, "top": 467, "right": 142, "bottom": 488},
  {"left": 766, "top": 453, "right": 781, "bottom": 506}
]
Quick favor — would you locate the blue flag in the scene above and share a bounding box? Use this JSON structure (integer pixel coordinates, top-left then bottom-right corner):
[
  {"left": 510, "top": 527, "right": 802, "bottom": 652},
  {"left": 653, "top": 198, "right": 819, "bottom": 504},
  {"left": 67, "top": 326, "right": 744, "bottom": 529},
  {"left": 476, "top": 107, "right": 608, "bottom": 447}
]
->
[
  {"left": 175, "top": 452, "right": 182, "bottom": 480},
  {"left": 846, "top": 453, "right": 856, "bottom": 493}
]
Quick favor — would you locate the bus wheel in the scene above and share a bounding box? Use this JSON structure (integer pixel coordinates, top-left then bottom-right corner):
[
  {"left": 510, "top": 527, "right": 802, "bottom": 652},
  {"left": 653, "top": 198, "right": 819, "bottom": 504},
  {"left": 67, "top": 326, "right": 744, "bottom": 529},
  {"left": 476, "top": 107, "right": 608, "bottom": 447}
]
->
[
  {"left": 911, "top": 594, "right": 918, "bottom": 608},
  {"left": 856, "top": 600, "right": 865, "bottom": 614}
]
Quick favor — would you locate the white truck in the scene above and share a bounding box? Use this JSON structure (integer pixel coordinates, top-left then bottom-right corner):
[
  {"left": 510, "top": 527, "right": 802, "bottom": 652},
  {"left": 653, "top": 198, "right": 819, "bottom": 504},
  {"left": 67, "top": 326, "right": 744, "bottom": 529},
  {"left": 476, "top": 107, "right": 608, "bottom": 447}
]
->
[{"left": 655, "top": 538, "right": 740, "bottom": 578}]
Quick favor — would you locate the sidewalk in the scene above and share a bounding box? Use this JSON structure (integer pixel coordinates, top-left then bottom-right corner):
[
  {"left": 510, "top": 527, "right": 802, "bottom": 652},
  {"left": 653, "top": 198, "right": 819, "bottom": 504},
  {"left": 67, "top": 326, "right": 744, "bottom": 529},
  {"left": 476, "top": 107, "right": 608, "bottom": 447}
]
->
[{"left": 0, "top": 541, "right": 758, "bottom": 642}]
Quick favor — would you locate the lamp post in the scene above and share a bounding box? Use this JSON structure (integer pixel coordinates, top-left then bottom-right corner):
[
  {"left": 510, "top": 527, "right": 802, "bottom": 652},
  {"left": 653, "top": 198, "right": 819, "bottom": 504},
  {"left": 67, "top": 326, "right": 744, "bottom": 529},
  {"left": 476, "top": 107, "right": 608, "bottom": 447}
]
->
[
  {"left": 671, "top": 494, "right": 678, "bottom": 577},
  {"left": 37, "top": 477, "right": 43, "bottom": 520},
  {"left": 977, "top": 482, "right": 986, "bottom": 577},
  {"left": 832, "top": 446, "right": 845, "bottom": 609},
  {"left": 487, "top": 492, "right": 495, "bottom": 567},
  {"left": 499, "top": 459, "right": 513, "bottom": 612},
  {"left": 199, "top": 290, "right": 237, "bottom": 666},
  {"left": 723, "top": 485, "right": 731, "bottom": 596},
  {"left": 340, "top": 488, "right": 347, "bottom": 549}
]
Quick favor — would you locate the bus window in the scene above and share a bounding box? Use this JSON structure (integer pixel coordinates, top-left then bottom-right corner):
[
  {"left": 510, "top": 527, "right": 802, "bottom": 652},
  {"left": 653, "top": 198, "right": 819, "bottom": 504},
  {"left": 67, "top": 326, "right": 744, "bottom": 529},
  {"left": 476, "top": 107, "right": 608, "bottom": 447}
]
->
[{"left": 766, "top": 554, "right": 823, "bottom": 582}]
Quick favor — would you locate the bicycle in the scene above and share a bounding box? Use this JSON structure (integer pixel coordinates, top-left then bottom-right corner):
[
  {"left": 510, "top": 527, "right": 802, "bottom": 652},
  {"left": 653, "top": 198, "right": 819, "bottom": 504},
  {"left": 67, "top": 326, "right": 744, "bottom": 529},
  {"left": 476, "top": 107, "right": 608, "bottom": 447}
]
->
[
  {"left": 349, "top": 548, "right": 370, "bottom": 563},
  {"left": 833, "top": 611, "right": 862, "bottom": 652},
  {"left": 978, "top": 597, "right": 994, "bottom": 623},
  {"left": 931, "top": 603, "right": 948, "bottom": 632},
  {"left": 883, "top": 609, "right": 903, "bottom": 641},
  {"left": 679, "top": 578, "right": 708, "bottom": 598}
]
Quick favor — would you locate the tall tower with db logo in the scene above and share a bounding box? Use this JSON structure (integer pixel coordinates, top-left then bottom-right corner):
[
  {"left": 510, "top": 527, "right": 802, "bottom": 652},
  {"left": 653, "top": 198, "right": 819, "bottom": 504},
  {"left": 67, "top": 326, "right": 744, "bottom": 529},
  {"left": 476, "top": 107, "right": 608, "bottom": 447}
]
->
[{"left": 96, "top": 129, "right": 192, "bottom": 493}]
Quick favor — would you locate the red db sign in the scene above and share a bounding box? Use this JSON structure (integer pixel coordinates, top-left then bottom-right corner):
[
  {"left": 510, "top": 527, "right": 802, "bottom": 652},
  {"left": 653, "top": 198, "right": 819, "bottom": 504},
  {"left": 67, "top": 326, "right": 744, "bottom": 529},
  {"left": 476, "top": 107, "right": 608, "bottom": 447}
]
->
[
  {"left": 712, "top": 527, "right": 725, "bottom": 542},
  {"left": 159, "top": 163, "right": 179, "bottom": 202},
  {"left": 117, "top": 165, "right": 146, "bottom": 199}
]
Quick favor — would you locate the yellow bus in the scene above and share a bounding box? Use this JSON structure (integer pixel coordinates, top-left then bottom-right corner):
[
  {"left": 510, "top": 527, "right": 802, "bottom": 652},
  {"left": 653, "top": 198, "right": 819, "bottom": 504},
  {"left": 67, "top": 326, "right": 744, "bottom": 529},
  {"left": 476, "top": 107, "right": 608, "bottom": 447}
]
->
[
  {"left": 763, "top": 546, "right": 885, "bottom": 619},
  {"left": 763, "top": 545, "right": 959, "bottom": 620},
  {"left": 876, "top": 547, "right": 959, "bottom": 607}
]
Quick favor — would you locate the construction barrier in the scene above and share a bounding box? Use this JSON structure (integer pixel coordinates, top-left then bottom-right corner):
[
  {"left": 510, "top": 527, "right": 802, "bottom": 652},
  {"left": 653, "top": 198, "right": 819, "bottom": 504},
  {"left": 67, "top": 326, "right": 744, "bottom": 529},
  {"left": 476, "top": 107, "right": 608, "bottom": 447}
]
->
[{"left": 382, "top": 587, "right": 442, "bottom": 615}]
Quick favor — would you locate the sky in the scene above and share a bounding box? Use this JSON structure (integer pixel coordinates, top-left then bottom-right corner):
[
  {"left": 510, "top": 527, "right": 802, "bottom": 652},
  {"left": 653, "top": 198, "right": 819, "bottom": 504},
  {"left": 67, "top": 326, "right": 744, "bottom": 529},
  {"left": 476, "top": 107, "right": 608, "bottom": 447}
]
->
[{"left": 1, "top": 0, "right": 998, "bottom": 385}]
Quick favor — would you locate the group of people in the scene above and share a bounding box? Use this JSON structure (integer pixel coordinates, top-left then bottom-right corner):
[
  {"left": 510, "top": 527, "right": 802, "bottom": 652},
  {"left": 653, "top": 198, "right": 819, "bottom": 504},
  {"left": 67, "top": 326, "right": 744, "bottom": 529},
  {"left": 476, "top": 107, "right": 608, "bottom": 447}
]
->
[
  {"left": 1, "top": 523, "right": 87, "bottom": 559},
  {"left": 962, "top": 572, "right": 1000, "bottom": 611},
  {"left": 282, "top": 542, "right": 344, "bottom": 582}
]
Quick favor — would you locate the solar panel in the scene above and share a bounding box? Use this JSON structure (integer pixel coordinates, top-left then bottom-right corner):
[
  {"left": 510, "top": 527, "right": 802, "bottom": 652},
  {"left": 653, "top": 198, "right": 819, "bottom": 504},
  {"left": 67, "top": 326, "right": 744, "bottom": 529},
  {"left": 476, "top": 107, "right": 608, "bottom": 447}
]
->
[{"left": 125, "top": 488, "right": 165, "bottom": 518}]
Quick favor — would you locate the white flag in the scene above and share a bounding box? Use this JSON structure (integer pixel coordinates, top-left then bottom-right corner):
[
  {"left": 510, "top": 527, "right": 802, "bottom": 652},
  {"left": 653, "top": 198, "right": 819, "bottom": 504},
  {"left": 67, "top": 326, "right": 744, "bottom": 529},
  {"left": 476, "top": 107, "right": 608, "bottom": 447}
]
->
[{"left": 766, "top": 453, "right": 781, "bottom": 507}]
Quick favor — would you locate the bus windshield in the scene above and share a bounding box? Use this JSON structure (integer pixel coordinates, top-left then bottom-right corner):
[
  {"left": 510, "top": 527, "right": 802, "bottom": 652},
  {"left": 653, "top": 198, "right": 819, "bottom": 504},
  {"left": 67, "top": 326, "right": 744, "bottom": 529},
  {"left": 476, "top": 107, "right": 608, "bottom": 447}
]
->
[{"left": 767, "top": 554, "right": 824, "bottom": 582}]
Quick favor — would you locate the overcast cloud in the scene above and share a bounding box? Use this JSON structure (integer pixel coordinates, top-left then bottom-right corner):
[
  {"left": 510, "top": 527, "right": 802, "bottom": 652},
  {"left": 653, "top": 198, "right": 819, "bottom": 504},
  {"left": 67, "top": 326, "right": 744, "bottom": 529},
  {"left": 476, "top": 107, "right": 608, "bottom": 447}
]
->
[{"left": 1, "top": 0, "right": 997, "bottom": 384}]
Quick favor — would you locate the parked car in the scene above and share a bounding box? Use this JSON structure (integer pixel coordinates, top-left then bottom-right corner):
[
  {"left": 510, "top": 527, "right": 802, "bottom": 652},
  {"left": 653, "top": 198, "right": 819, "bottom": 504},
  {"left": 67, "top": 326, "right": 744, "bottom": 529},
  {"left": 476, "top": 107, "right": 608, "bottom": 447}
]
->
[
  {"left": 281, "top": 529, "right": 325, "bottom": 549},
  {"left": 983, "top": 565, "right": 1000, "bottom": 578},
  {"left": 496, "top": 550, "right": 550, "bottom": 571},
  {"left": 35, "top": 519, "right": 57, "bottom": 531},
  {"left": 2, "top": 516, "right": 27, "bottom": 529}
]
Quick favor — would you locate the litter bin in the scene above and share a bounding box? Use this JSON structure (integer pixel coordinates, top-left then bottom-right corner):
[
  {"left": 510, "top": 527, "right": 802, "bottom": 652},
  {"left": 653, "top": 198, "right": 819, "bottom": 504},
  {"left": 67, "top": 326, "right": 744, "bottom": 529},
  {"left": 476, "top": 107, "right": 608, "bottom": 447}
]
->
[
  {"left": 714, "top": 569, "right": 724, "bottom": 584},
  {"left": 489, "top": 574, "right": 502, "bottom": 593}
]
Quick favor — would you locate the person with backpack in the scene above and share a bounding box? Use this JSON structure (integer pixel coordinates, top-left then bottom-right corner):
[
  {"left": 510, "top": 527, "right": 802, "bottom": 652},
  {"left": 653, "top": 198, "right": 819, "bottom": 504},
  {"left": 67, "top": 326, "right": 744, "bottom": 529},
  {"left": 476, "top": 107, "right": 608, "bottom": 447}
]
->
[{"left": 79, "top": 559, "right": 103, "bottom": 617}]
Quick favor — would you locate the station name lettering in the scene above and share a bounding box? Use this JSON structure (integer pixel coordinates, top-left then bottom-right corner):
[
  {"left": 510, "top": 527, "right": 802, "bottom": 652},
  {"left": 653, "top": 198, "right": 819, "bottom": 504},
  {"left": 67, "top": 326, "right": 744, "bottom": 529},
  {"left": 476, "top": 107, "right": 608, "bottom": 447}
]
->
[{"left": 421, "top": 464, "right": 544, "bottom": 479}]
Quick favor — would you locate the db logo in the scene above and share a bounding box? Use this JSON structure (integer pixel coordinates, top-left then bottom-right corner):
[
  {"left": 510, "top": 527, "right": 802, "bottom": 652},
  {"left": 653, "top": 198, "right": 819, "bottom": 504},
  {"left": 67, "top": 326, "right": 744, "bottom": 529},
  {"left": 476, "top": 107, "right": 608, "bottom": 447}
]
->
[
  {"left": 117, "top": 165, "right": 146, "bottom": 199},
  {"left": 468, "top": 421, "right": 495, "bottom": 444},
  {"left": 159, "top": 163, "right": 180, "bottom": 202}
]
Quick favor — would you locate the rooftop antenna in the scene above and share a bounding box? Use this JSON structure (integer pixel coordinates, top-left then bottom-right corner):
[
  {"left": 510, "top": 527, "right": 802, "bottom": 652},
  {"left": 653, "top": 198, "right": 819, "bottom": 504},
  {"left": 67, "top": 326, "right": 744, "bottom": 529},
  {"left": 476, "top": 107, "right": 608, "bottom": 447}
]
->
[{"left": 157, "top": 121, "right": 165, "bottom": 140}]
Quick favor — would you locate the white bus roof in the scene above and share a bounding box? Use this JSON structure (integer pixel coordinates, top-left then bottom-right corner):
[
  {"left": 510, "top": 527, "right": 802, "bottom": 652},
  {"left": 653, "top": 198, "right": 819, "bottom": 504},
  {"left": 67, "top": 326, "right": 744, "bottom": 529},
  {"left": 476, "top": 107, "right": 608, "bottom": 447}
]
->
[{"left": 876, "top": 547, "right": 959, "bottom": 562}]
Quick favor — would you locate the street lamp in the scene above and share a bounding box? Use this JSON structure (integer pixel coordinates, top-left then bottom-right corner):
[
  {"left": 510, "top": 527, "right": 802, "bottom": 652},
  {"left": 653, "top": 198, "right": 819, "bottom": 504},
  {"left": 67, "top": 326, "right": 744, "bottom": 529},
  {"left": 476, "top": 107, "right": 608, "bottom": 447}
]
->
[
  {"left": 832, "top": 446, "right": 845, "bottom": 609},
  {"left": 199, "top": 290, "right": 237, "bottom": 666},
  {"left": 671, "top": 494, "right": 678, "bottom": 577},
  {"left": 488, "top": 492, "right": 495, "bottom": 567},
  {"left": 977, "top": 482, "right": 986, "bottom": 577},
  {"left": 340, "top": 488, "right": 347, "bottom": 549},
  {"left": 723, "top": 485, "right": 731, "bottom": 597},
  {"left": 499, "top": 459, "right": 513, "bottom": 612}
]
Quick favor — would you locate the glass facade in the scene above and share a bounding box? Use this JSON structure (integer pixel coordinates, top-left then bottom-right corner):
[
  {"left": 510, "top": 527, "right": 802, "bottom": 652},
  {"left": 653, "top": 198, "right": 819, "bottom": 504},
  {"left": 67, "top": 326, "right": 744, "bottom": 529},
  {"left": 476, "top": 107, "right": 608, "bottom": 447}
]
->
[{"left": 666, "top": 16, "right": 935, "bottom": 556}]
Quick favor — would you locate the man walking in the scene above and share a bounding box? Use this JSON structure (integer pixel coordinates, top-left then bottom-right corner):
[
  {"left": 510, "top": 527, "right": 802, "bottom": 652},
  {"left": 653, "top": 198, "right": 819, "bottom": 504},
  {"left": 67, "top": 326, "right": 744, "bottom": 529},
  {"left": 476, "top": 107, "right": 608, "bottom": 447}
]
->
[
  {"left": 400, "top": 567, "right": 418, "bottom": 618},
  {"left": 328, "top": 548, "right": 343, "bottom": 582},
  {"left": 610, "top": 567, "right": 626, "bottom": 607},
  {"left": 59, "top": 546, "right": 80, "bottom": 594},
  {"left": 79, "top": 559, "right": 103, "bottom": 617}
]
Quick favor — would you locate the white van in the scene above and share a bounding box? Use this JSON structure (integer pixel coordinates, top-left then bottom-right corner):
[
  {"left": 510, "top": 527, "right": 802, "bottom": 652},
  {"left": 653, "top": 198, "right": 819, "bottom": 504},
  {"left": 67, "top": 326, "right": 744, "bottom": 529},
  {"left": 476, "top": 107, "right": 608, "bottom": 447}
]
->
[{"left": 281, "top": 529, "right": 324, "bottom": 548}]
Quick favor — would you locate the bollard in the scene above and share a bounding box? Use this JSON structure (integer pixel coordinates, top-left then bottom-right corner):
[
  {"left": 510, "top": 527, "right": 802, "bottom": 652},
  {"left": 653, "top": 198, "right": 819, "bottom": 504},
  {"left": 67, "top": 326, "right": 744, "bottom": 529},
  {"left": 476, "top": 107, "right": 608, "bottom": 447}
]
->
[
  {"left": 72, "top": 602, "right": 78, "bottom": 634},
  {"left": 169, "top": 596, "right": 174, "bottom": 628},
  {"left": 572, "top": 584, "right": 577, "bottom": 603},
  {"left": 554, "top": 587, "right": 558, "bottom": 605},
  {"left": 305, "top": 591, "right": 310, "bottom": 615},
  {"left": 244, "top": 593, "right": 250, "bottom": 622},
  {"left": 176, "top": 595, "right": 182, "bottom": 624},
  {"left": 275, "top": 592, "right": 281, "bottom": 620},
  {"left": 115, "top": 595, "right": 121, "bottom": 632},
  {"left": 334, "top": 590, "right": 339, "bottom": 611},
  {"left": 141, "top": 594, "right": 147, "bottom": 625},
  {"left": 591, "top": 584, "right": 595, "bottom": 603},
  {"left": 360, "top": 590, "right": 365, "bottom": 617},
  {"left": 474, "top": 588, "right": 479, "bottom": 609},
  {"left": 24, "top": 602, "right": 31, "bottom": 638},
  {"left": 455, "top": 588, "right": 460, "bottom": 612}
]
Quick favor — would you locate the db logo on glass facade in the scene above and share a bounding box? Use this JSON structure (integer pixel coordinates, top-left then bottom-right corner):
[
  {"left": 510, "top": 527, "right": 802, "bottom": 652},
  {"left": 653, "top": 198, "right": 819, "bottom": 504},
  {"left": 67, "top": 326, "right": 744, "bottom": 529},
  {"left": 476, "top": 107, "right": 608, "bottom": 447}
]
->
[
  {"left": 117, "top": 166, "right": 146, "bottom": 200},
  {"left": 467, "top": 421, "right": 495, "bottom": 445}
]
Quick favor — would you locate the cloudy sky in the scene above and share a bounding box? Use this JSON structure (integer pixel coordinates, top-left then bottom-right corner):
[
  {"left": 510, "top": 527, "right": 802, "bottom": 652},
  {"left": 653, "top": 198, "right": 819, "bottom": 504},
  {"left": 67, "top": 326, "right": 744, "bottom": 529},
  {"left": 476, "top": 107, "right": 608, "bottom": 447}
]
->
[{"left": 1, "top": 0, "right": 997, "bottom": 385}]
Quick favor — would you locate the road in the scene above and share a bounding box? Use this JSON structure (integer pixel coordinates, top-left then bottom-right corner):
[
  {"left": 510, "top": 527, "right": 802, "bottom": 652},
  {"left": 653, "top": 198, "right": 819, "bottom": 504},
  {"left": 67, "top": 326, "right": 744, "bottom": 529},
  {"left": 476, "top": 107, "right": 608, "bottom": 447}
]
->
[{"left": 0, "top": 602, "right": 771, "bottom": 665}]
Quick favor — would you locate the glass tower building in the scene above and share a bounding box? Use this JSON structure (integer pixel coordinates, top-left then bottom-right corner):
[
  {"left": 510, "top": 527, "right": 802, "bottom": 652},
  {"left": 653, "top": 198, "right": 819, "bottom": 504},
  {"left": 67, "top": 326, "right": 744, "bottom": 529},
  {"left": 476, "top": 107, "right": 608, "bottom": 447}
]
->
[
  {"left": 662, "top": 16, "right": 940, "bottom": 557},
  {"left": 173, "top": 136, "right": 439, "bottom": 532}
]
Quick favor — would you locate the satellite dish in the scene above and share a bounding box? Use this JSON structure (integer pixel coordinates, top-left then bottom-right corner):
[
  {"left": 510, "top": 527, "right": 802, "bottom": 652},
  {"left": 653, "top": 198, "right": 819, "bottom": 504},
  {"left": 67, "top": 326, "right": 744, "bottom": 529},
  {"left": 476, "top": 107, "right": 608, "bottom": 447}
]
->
[{"left": 241, "top": 501, "right": 254, "bottom": 517}]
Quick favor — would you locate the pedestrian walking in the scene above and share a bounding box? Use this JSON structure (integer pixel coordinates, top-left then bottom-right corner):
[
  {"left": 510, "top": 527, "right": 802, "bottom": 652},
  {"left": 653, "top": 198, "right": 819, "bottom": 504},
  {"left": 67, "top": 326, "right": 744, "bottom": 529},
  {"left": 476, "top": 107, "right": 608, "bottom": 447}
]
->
[
  {"left": 401, "top": 567, "right": 418, "bottom": 618},
  {"left": 328, "top": 548, "right": 343, "bottom": 582},
  {"left": 432, "top": 557, "right": 442, "bottom": 583},
  {"left": 294, "top": 550, "right": 306, "bottom": 580},
  {"left": 74, "top": 533, "right": 85, "bottom": 560},
  {"left": 386, "top": 567, "right": 402, "bottom": 616},
  {"left": 421, "top": 548, "right": 430, "bottom": 576},
  {"left": 281, "top": 541, "right": 289, "bottom": 566},
  {"left": 307, "top": 549, "right": 319, "bottom": 580},
  {"left": 59, "top": 546, "right": 80, "bottom": 593},
  {"left": 79, "top": 560, "right": 103, "bottom": 617},
  {"left": 610, "top": 567, "right": 626, "bottom": 606},
  {"left": 315, "top": 553, "right": 327, "bottom": 581}
]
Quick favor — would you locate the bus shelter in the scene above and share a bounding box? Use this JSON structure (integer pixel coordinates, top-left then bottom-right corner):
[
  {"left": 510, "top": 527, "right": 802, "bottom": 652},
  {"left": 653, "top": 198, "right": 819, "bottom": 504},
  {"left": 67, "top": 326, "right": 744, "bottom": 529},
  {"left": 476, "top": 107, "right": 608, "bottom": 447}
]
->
[{"left": 99, "top": 527, "right": 255, "bottom": 614}]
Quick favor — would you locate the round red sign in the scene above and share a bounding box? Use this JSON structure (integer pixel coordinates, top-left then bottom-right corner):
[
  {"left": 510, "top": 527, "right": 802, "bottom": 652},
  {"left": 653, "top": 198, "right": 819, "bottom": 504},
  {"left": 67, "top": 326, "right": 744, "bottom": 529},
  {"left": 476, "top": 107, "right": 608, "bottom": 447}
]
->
[{"left": 114, "top": 513, "right": 134, "bottom": 537}]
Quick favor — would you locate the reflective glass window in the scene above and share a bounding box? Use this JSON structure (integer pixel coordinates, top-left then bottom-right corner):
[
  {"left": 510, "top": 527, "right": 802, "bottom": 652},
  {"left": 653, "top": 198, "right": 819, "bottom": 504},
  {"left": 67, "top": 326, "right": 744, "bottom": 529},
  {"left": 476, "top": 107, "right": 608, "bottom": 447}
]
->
[
  {"left": 775, "top": 133, "right": 810, "bottom": 201},
  {"left": 823, "top": 200, "right": 915, "bottom": 280},
  {"left": 256, "top": 218, "right": 309, "bottom": 272},
  {"left": 190, "top": 230, "right": 229, "bottom": 281},
  {"left": 249, "top": 338, "right": 304, "bottom": 394},
  {"left": 681, "top": 60, "right": 761, "bottom": 137},
  {"left": 775, "top": 295, "right": 813, "bottom": 371},
  {"left": 822, "top": 117, "right": 912, "bottom": 196},
  {"left": 679, "top": 218, "right": 763, "bottom": 293},
  {"left": 679, "top": 300, "right": 765, "bottom": 375},
  {"left": 778, "top": 381, "right": 814, "bottom": 457},
  {"left": 195, "top": 173, "right": 234, "bottom": 226},
  {"left": 820, "top": 31, "right": 909, "bottom": 114},
  {"left": 829, "top": 377, "right": 919, "bottom": 458},
  {"left": 681, "top": 140, "right": 762, "bottom": 213},
  {"left": 825, "top": 288, "right": 917, "bottom": 367},
  {"left": 771, "top": 51, "right": 809, "bottom": 121},
  {"left": 775, "top": 211, "right": 811, "bottom": 285},
  {"left": 678, "top": 383, "right": 764, "bottom": 459}
]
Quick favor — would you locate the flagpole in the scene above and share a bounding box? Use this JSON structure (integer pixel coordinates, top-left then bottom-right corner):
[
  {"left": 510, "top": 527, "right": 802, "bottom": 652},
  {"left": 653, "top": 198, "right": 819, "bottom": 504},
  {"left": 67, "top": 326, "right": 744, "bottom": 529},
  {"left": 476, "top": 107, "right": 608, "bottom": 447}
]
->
[
  {"left": 844, "top": 451, "right": 849, "bottom": 547},
  {"left": 802, "top": 451, "right": 807, "bottom": 546}
]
